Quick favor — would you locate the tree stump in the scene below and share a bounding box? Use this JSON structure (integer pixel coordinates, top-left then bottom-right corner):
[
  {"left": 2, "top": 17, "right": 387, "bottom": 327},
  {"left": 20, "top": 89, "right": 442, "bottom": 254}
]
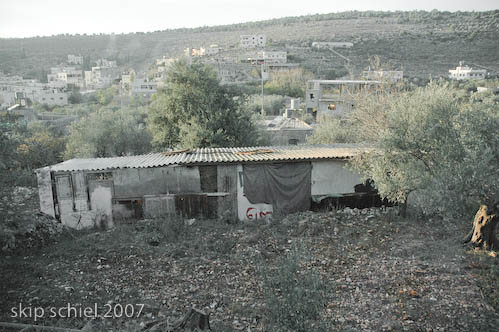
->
[{"left": 463, "top": 205, "right": 499, "bottom": 251}]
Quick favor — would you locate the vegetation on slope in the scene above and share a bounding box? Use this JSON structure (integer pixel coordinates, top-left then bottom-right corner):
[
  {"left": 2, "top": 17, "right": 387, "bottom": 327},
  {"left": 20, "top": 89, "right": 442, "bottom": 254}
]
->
[{"left": 1, "top": 10, "right": 498, "bottom": 79}]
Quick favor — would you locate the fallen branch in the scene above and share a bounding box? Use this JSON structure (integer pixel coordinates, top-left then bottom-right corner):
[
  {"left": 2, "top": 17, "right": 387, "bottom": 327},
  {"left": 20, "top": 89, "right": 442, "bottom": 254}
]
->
[
  {"left": 142, "top": 307, "right": 211, "bottom": 332},
  {"left": 168, "top": 307, "right": 210, "bottom": 331}
]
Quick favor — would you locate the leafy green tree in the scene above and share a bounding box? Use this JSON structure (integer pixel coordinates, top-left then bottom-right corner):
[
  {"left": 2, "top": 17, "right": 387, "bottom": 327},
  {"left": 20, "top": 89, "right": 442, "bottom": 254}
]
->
[
  {"left": 450, "top": 92, "right": 499, "bottom": 249},
  {"left": 0, "top": 115, "right": 65, "bottom": 189},
  {"left": 0, "top": 115, "right": 24, "bottom": 169},
  {"left": 244, "top": 94, "right": 287, "bottom": 116},
  {"left": 264, "top": 68, "right": 313, "bottom": 98},
  {"left": 68, "top": 87, "right": 83, "bottom": 104},
  {"left": 307, "top": 80, "right": 408, "bottom": 145},
  {"left": 96, "top": 86, "right": 119, "bottom": 106},
  {"left": 307, "top": 117, "right": 353, "bottom": 144},
  {"left": 51, "top": 103, "right": 98, "bottom": 117},
  {"left": 350, "top": 83, "right": 499, "bottom": 249},
  {"left": 350, "top": 83, "right": 463, "bottom": 214},
  {"left": 148, "top": 61, "right": 259, "bottom": 149},
  {"left": 16, "top": 123, "right": 66, "bottom": 169},
  {"left": 318, "top": 68, "right": 348, "bottom": 80},
  {"left": 65, "top": 107, "right": 152, "bottom": 158}
]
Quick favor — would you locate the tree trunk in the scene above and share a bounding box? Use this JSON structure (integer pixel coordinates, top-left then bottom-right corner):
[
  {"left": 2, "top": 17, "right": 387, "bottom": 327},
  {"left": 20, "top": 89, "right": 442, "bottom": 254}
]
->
[
  {"left": 463, "top": 205, "right": 499, "bottom": 251},
  {"left": 399, "top": 196, "right": 408, "bottom": 218}
]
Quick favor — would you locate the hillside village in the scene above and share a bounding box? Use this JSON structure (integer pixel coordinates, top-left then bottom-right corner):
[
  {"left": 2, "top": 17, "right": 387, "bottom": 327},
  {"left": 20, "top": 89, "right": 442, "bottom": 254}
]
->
[
  {"left": 1, "top": 8, "right": 499, "bottom": 332},
  {"left": 1, "top": 30, "right": 497, "bottom": 144},
  {"left": 2, "top": 10, "right": 499, "bottom": 128}
]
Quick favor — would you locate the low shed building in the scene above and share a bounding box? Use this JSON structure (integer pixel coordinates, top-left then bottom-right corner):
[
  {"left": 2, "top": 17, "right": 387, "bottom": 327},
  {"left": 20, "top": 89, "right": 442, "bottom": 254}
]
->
[
  {"left": 36, "top": 144, "right": 370, "bottom": 229},
  {"left": 259, "top": 115, "right": 314, "bottom": 146}
]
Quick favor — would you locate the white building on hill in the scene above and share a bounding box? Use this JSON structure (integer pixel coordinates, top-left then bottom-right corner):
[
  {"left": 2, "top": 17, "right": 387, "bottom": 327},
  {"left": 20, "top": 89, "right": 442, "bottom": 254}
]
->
[
  {"left": 312, "top": 42, "right": 353, "bottom": 49},
  {"left": 362, "top": 70, "right": 403, "bottom": 83},
  {"left": 240, "top": 34, "right": 266, "bottom": 48},
  {"left": 449, "top": 62, "right": 486, "bottom": 80},
  {"left": 0, "top": 75, "right": 68, "bottom": 108},
  {"left": 247, "top": 51, "right": 287, "bottom": 65},
  {"left": 67, "top": 54, "right": 83, "bottom": 65},
  {"left": 48, "top": 67, "right": 84, "bottom": 88}
]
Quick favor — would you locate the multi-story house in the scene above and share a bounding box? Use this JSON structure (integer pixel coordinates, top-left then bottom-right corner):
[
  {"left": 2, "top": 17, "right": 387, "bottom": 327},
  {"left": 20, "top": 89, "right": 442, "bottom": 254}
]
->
[
  {"left": 449, "top": 62, "right": 486, "bottom": 80},
  {"left": 0, "top": 74, "right": 68, "bottom": 108},
  {"left": 67, "top": 54, "right": 83, "bottom": 65},
  {"left": 247, "top": 51, "right": 287, "bottom": 65},
  {"left": 240, "top": 34, "right": 266, "bottom": 48},
  {"left": 48, "top": 66, "right": 84, "bottom": 88}
]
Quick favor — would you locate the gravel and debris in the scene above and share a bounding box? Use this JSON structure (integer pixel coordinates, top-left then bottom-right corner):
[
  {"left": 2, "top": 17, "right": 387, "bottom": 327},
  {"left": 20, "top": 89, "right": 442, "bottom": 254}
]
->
[
  {"left": 1, "top": 187, "right": 68, "bottom": 252},
  {"left": 1, "top": 199, "right": 498, "bottom": 331}
]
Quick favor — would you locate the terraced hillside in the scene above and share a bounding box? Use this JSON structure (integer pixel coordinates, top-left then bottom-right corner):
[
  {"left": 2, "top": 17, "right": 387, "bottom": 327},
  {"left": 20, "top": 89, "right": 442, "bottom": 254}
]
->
[{"left": 0, "top": 10, "right": 498, "bottom": 80}]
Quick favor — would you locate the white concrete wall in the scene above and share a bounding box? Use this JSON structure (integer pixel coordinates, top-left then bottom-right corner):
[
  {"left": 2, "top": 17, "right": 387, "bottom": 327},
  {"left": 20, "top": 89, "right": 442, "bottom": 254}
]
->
[
  {"left": 36, "top": 167, "right": 55, "bottom": 217},
  {"left": 34, "top": 90, "right": 68, "bottom": 106},
  {"left": 311, "top": 160, "right": 362, "bottom": 196},
  {"left": 90, "top": 184, "right": 113, "bottom": 228},
  {"left": 0, "top": 91, "right": 15, "bottom": 108}
]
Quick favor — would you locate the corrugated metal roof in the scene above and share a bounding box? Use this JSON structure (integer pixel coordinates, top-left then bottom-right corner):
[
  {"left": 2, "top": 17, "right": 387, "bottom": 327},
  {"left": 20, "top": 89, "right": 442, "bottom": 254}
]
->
[{"left": 46, "top": 144, "right": 371, "bottom": 172}]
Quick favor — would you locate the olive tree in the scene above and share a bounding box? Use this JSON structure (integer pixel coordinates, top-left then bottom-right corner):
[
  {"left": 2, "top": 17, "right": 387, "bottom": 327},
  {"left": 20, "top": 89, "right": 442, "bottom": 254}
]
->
[
  {"left": 357, "top": 84, "right": 462, "bottom": 211},
  {"left": 452, "top": 92, "right": 499, "bottom": 250},
  {"left": 350, "top": 83, "right": 499, "bottom": 249},
  {"left": 65, "top": 107, "right": 152, "bottom": 158},
  {"left": 148, "top": 61, "right": 259, "bottom": 149}
]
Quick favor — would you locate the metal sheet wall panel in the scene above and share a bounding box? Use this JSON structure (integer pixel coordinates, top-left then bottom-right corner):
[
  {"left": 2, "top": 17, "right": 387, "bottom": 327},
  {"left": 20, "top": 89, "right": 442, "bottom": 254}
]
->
[
  {"left": 113, "top": 166, "right": 201, "bottom": 198},
  {"left": 143, "top": 195, "right": 176, "bottom": 218}
]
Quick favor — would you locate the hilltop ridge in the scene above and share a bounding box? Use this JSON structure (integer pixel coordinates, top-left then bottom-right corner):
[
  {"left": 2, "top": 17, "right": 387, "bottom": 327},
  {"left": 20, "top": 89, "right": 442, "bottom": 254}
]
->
[{"left": 1, "top": 10, "right": 498, "bottom": 79}]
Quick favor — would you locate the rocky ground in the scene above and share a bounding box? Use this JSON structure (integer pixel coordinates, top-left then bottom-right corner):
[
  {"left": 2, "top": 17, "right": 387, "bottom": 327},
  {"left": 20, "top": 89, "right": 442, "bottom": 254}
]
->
[
  {"left": 1, "top": 188, "right": 498, "bottom": 331},
  {"left": 0, "top": 186, "right": 68, "bottom": 252}
]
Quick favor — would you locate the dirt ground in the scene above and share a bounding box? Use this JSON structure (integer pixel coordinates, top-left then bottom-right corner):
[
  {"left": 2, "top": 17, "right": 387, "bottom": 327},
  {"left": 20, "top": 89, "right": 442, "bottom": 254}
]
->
[{"left": 1, "top": 188, "right": 499, "bottom": 331}]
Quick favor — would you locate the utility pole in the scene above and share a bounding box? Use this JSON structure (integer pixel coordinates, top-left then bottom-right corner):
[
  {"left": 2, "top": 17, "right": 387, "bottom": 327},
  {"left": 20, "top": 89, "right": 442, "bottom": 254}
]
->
[
  {"left": 261, "top": 61, "right": 265, "bottom": 115},
  {"left": 328, "top": 47, "right": 353, "bottom": 79}
]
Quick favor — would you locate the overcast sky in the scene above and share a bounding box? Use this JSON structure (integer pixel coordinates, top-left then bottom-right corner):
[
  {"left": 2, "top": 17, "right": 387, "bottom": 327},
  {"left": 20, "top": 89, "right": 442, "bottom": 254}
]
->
[{"left": 0, "top": 0, "right": 497, "bottom": 38}]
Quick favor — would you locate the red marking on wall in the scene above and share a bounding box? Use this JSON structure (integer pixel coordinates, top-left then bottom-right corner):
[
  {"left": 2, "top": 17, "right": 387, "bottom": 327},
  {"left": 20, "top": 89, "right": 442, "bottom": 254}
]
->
[{"left": 246, "top": 207, "right": 272, "bottom": 220}]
